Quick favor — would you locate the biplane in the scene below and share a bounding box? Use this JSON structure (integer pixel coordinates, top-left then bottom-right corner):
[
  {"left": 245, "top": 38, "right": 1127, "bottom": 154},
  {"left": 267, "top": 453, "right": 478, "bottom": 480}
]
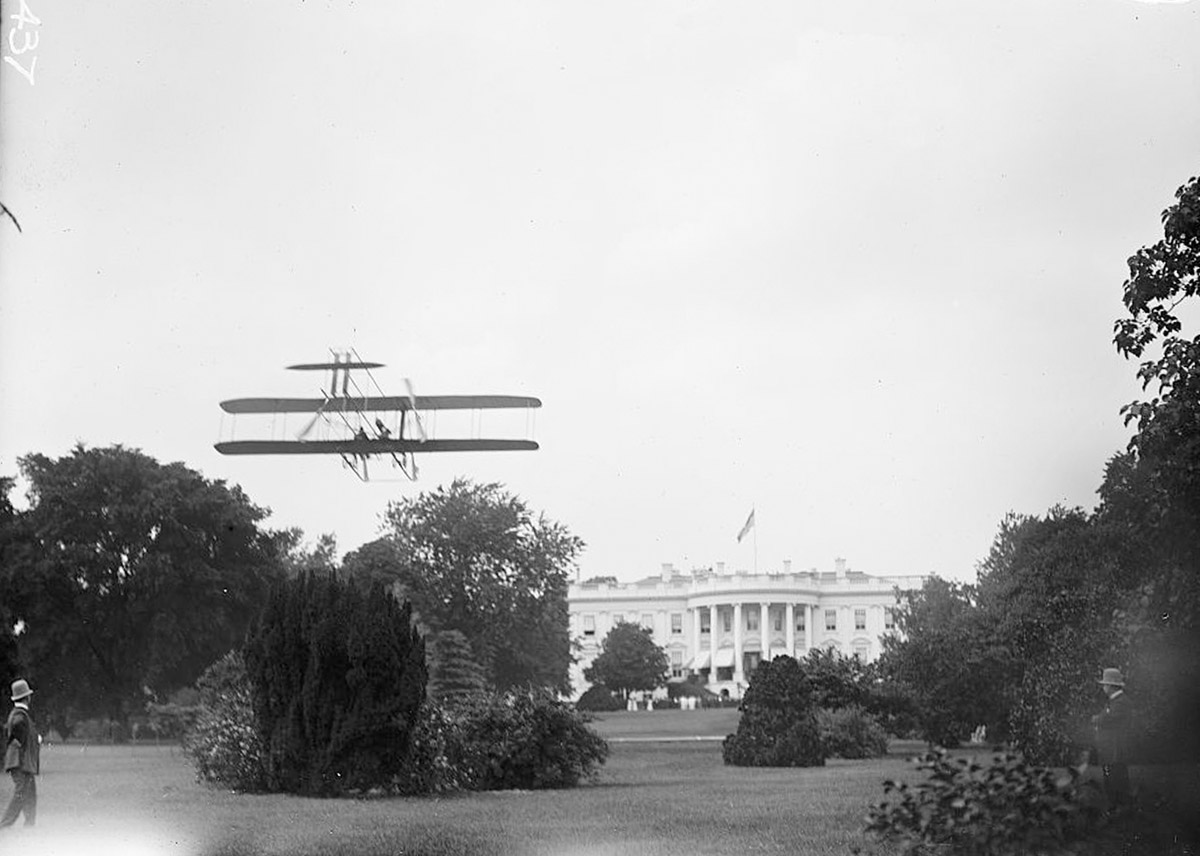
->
[{"left": 214, "top": 352, "right": 540, "bottom": 481}]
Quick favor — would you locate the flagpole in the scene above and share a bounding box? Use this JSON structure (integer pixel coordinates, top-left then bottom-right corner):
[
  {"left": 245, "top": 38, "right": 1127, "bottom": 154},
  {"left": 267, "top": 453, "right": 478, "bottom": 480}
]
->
[{"left": 753, "top": 511, "right": 758, "bottom": 574}]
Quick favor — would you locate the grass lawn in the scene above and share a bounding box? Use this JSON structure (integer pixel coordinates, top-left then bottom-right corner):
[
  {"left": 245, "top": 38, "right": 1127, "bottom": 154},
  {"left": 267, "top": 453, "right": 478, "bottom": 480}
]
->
[
  {"left": 15, "top": 724, "right": 1188, "bottom": 856},
  {"left": 3, "top": 736, "right": 916, "bottom": 856}
]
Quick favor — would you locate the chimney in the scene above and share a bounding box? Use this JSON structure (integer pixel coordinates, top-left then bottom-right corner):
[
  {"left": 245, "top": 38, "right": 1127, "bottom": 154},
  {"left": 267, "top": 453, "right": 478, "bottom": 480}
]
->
[
  {"left": 661, "top": 562, "right": 673, "bottom": 582},
  {"left": 835, "top": 557, "right": 847, "bottom": 578},
  {"left": 783, "top": 559, "right": 792, "bottom": 575},
  {"left": 716, "top": 561, "right": 726, "bottom": 575}
]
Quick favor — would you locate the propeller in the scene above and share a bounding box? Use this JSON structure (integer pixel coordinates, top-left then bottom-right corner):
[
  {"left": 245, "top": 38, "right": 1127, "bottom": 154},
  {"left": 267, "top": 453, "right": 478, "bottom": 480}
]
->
[{"left": 403, "top": 378, "right": 428, "bottom": 442}]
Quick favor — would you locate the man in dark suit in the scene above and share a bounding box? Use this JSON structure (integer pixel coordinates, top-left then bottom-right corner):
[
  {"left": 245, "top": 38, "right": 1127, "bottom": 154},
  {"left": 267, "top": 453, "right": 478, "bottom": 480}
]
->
[
  {"left": 1, "top": 679, "right": 39, "bottom": 828},
  {"left": 1091, "top": 667, "right": 1131, "bottom": 807}
]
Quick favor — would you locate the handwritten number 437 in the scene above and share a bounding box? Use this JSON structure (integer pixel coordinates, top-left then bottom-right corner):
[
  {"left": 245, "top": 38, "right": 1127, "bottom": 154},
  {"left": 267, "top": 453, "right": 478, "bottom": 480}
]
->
[{"left": 4, "top": 0, "right": 40, "bottom": 85}]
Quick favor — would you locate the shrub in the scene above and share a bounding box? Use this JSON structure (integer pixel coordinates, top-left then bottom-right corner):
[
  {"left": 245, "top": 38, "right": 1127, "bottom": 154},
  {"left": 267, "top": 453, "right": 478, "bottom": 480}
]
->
[
  {"left": 817, "top": 706, "right": 890, "bottom": 759},
  {"left": 393, "top": 702, "right": 473, "bottom": 796},
  {"left": 722, "top": 656, "right": 825, "bottom": 767},
  {"left": 182, "top": 651, "right": 267, "bottom": 792},
  {"left": 458, "top": 689, "right": 608, "bottom": 790},
  {"left": 575, "top": 684, "right": 624, "bottom": 712},
  {"left": 864, "top": 749, "right": 1104, "bottom": 856},
  {"left": 243, "top": 573, "right": 427, "bottom": 796}
]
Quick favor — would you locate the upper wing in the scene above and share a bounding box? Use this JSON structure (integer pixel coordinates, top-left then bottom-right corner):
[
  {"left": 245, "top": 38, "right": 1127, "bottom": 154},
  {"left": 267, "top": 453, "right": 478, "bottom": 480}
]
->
[
  {"left": 215, "top": 438, "right": 539, "bottom": 455},
  {"left": 220, "top": 395, "right": 542, "bottom": 414}
]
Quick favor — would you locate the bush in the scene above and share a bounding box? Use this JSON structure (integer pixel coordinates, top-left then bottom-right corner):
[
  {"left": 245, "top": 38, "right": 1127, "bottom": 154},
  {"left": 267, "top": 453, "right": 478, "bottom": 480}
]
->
[
  {"left": 722, "top": 656, "right": 825, "bottom": 767},
  {"left": 243, "top": 573, "right": 427, "bottom": 796},
  {"left": 182, "top": 651, "right": 267, "bottom": 792},
  {"left": 817, "top": 706, "right": 890, "bottom": 759},
  {"left": 575, "top": 685, "right": 624, "bottom": 712},
  {"left": 392, "top": 702, "right": 473, "bottom": 796},
  {"left": 864, "top": 749, "right": 1103, "bottom": 856},
  {"left": 458, "top": 689, "right": 609, "bottom": 790}
]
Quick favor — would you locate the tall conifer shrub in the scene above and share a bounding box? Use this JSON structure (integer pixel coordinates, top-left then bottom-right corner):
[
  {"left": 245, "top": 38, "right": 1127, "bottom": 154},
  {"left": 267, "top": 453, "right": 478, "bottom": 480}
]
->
[{"left": 244, "top": 573, "right": 426, "bottom": 795}]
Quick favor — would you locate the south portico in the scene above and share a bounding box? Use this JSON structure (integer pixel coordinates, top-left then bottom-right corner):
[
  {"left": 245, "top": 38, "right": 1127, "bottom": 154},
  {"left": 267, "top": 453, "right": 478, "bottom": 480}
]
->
[{"left": 686, "top": 597, "right": 817, "bottom": 697}]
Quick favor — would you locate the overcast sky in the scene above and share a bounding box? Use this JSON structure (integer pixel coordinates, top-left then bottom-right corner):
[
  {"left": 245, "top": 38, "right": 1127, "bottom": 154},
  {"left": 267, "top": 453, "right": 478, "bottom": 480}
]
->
[{"left": 2, "top": 1, "right": 1197, "bottom": 584}]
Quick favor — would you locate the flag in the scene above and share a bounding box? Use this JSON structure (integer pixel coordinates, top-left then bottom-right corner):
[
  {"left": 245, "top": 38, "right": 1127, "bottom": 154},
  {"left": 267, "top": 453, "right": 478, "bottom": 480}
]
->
[{"left": 737, "top": 508, "right": 755, "bottom": 543}]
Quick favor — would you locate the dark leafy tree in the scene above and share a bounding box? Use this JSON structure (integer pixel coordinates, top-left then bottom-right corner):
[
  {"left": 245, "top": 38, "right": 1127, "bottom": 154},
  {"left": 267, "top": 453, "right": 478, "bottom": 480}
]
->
[
  {"left": 582, "top": 621, "right": 668, "bottom": 699},
  {"left": 1109, "top": 176, "right": 1200, "bottom": 763},
  {"left": 878, "top": 575, "right": 1010, "bottom": 747},
  {"left": 358, "top": 479, "right": 584, "bottom": 694},
  {"left": 0, "top": 477, "right": 23, "bottom": 696},
  {"left": 975, "top": 508, "right": 1127, "bottom": 763},
  {"left": 722, "top": 656, "right": 825, "bottom": 767},
  {"left": 1113, "top": 176, "right": 1200, "bottom": 622},
  {"left": 243, "top": 572, "right": 427, "bottom": 796},
  {"left": 0, "top": 446, "right": 281, "bottom": 734}
]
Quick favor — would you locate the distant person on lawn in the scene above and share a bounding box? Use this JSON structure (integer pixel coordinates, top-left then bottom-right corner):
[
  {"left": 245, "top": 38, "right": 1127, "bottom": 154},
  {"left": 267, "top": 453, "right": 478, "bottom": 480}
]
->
[
  {"left": 1091, "top": 667, "right": 1131, "bottom": 806},
  {"left": 2, "top": 679, "right": 39, "bottom": 828}
]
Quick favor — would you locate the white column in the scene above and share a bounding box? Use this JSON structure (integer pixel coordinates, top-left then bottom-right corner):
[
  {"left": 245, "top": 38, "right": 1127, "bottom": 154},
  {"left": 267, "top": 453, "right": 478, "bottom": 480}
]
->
[
  {"left": 692, "top": 607, "right": 702, "bottom": 661},
  {"left": 709, "top": 603, "right": 718, "bottom": 684},
  {"left": 733, "top": 602, "right": 744, "bottom": 683},
  {"left": 805, "top": 604, "right": 813, "bottom": 651},
  {"left": 760, "top": 601, "right": 770, "bottom": 659},
  {"left": 786, "top": 602, "right": 795, "bottom": 656}
]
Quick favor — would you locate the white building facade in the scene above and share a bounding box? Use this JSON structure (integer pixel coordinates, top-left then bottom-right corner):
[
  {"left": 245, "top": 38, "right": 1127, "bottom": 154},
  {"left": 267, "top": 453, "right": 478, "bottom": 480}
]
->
[{"left": 569, "top": 558, "right": 926, "bottom": 700}]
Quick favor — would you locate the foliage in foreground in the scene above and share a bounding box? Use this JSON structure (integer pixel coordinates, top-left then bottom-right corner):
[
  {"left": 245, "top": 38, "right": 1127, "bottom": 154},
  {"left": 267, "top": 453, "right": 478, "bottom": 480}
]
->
[
  {"left": 397, "top": 690, "right": 610, "bottom": 794},
  {"left": 863, "top": 749, "right": 1198, "bottom": 856},
  {"left": 182, "top": 651, "right": 266, "bottom": 792},
  {"left": 244, "top": 572, "right": 427, "bottom": 796},
  {"left": 865, "top": 750, "right": 1100, "bottom": 856},
  {"left": 723, "top": 656, "right": 824, "bottom": 767}
]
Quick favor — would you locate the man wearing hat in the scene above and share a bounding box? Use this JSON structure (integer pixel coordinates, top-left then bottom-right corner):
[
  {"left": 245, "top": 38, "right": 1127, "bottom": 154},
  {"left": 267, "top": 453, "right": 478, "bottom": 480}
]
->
[
  {"left": 1091, "top": 667, "right": 1131, "bottom": 806},
  {"left": 1, "top": 678, "right": 39, "bottom": 828}
]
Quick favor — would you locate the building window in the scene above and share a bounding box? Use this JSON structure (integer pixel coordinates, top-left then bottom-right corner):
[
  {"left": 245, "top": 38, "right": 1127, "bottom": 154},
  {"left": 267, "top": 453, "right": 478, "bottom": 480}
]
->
[
  {"left": 700, "top": 611, "right": 711, "bottom": 634},
  {"left": 795, "top": 610, "right": 806, "bottom": 632},
  {"left": 855, "top": 608, "right": 867, "bottom": 631},
  {"left": 582, "top": 615, "right": 595, "bottom": 637},
  {"left": 671, "top": 613, "right": 683, "bottom": 634},
  {"left": 773, "top": 611, "right": 783, "bottom": 632},
  {"left": 722, "top": 611, "right": 732, "bottom": 633},
  {"left": 612, "top": 613, "right": 624, "bottom": 625},
  {"left": 884, "top": 607, "right": 896, "bottom": 630},
  {"left": 825, "top": 609, "right": 837, "bottom": 631},
  {"left": 641, "top": 613, "right": 654, "bottom": 630},
  {"left": 747, "top": 609, "right": 759, "bottom": 632},
  {"left": 671, "top": 650, "right": 683, "bottom": 678},
  {"left": 853, "top": 640, "right": 870, "bottom": 661}
]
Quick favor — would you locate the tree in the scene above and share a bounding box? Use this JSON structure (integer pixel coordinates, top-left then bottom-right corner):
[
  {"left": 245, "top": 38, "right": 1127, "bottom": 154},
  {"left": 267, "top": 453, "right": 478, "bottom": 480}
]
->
[
  {"left": 0, "top": 477, "right": 23, "bottom": 697},
  {"left": 1113, "top": 175, "right": 1200, "bottom": 620},
  {"left": 353, "top": 479, "right": 584, "bottom": 694},
  {"left": 878, "top": 575, "right": 1010, "bottom": 747},
  {"left": 0, "top": 445, "right": 282, "bottom": 733},
  {"left": 243, "top": 573, "right": 427, "bottom": 796},
  {"left": 583, "top": 621, "right": 668, "bottom": 699}
]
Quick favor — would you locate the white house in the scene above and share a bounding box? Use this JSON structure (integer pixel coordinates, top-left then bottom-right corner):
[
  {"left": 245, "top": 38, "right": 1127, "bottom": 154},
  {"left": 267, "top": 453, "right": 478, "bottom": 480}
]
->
[{"left": 569, "top": 558, "right": 926, "bottom": 700}]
